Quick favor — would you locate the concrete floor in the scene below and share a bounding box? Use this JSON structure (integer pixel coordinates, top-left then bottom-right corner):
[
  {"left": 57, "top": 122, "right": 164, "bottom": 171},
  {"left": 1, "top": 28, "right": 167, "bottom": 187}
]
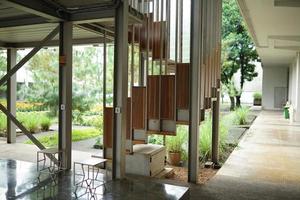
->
[
  {"left": 190, "top": 111, "right": 300, "bottom": 200},
  {"left": 1, "top": 110, "right": 300, "bottom": 199},
  {"left": 0, "top": 139, "right": 102, "bottom": 164},
  {"left": 0, "top": 159, "right": 189, "bottom": 200}
]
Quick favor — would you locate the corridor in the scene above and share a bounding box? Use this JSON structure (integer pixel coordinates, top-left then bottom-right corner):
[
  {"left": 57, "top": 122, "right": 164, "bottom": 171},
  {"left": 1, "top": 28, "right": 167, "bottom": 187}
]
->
[{"left": 190, "top": 111, "right": 300, "bottom": 200}]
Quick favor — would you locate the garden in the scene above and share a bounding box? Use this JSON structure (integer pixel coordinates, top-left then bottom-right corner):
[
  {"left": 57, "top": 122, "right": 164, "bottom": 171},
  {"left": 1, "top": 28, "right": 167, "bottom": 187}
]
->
[
  {"left": 147, "top": 106, "right": 255, "bottom": 183},
  {"left": 0, "top": 46, "right": 110, "bottom": 151}
]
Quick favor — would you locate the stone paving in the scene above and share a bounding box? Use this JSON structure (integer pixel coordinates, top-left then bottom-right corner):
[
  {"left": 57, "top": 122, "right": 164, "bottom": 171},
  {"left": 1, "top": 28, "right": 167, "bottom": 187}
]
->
[{"left": 190, "top": 110, "right": 300, "bottom": 200}]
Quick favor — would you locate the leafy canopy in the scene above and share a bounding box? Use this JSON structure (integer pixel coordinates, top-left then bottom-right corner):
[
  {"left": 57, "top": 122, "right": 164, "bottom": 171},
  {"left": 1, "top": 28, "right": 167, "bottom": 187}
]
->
[{"left": 221, "top": 0, "right": 260, "bottom": 90}]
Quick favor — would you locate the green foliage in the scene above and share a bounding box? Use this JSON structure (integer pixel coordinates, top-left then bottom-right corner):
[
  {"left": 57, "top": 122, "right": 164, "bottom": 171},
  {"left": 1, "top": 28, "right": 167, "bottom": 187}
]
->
[
  {"left": 253, "top": 92, "right": 262, "bottom": 100},
  {"left": 148, "top": 134, "right": 164, "bottom": 145},
  {"left": 199, "top": 117, "right": 230, "bottom": 162},
  {"left": 94, "top": 136, "right": 103, "bottom": 149},
  {"left": 40, "top": 116, "right": 52, "bottom": 131},
  {"left": 0, "top": 113, "right": 7, "bottom": 133},
  {"left": 224, "top": 80, "right": 238, "bottom": 97},
  {"left": 25, "top": 128, "right": 100, "bottom": 147},
  {"left": 23, "top": 115, "right": 40, "bottom": 133},
  {"left": 86, "top": 115, "right": 103, "bottom": 134},
  {"left": 166, "top": 126, "right": 188, "bottom": 154},
  {"left": 234, "top": 107, "right": 250, "bottom": 125},
  {"left": 0, "top": 50, "right": 6, "bottom": 95},
  {"left": 221, "top": 0, "right": 260, "bottom": 90},
  {"left": 17, "top": 112, "right": 52, "bottom": 133}
]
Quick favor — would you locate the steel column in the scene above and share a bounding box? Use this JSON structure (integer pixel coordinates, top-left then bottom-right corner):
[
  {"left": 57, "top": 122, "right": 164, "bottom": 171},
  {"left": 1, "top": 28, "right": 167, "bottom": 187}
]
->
[
  {"left": 212, "top": 0, "right": 222, "bottom": 166},
  {"left": 112, "top": 0, "right": 129, "bottom": 179},
  {"left": 58, "top": 22, "right": 73, "bottom": 170},
  {"left": 188, "top": 0, "right": 203, "bottom": 183},
  {"left": 211, "top": 86, "right": 220, "bottom": 165},
  {"left": 6, "top": 48, "right": 17, "bottom": 144}
]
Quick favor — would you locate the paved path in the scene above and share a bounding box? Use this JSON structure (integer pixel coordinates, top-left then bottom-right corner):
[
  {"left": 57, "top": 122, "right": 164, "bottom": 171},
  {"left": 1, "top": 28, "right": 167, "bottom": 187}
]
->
[
  {"left": 0, "top": 140, "right": 103, "bottom": 165},
  {"left": 190, "top": 111, "right": 300, "bottom": 200}
]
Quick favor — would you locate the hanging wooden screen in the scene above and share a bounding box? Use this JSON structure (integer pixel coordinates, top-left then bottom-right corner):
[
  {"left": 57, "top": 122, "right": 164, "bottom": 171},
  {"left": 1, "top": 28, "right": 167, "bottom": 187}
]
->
[
  {"left": 132, "top": 87, "right": 146, "bottom": 129},
  {"left": 152, "top": 21, "right": 166, "bottom": 60},
  {"left": 161, "top": 75, "right": 175, "bottom": 120},
  {"left": 104, "top": 107, "right": 113, "bottom": 148},
  {"left": 176, "top": 63, "right": 189, "bottom": 109},
  {"left": 147, "top": 75, "right": 160, "bottom": 119}
]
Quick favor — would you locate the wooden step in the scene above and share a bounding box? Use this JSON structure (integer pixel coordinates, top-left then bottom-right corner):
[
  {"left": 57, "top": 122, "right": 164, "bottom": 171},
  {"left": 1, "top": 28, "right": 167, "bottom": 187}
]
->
[
  {"left": 154, "top": 167, "right": 174, "bottom": 178},
  {"left": 132, "top": 140, "right": 146, "bottom": 145}
]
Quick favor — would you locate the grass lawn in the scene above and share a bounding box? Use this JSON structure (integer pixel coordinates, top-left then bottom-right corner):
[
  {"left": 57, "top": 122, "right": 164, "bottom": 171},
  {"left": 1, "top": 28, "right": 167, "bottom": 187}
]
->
[{"left": 24, "top": 128, "right": 100, "bottom": 147}]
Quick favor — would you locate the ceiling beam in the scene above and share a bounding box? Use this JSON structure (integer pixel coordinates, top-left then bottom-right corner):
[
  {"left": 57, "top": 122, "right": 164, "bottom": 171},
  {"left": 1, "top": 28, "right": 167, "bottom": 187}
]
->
[
  {"left": 274, "top": 0, "right": 300, "bottom": 7},
  {"left": 275, "top": 46, "right": 300, "bottom": 51},
  {"left": 0, "top": 15, "right": 47, "bottom": 28},
  {"left": 70, "top": 8, "right": 115, "bottom": 23},
  {"left": 3, "top": 37, "right": 112, "bottom": 48},
  {"left": 269, "top": 35, "right": 300, "bottom": 42},
  {"left": 75, "top": 24, "right": 115, "bottom": 40},
  {"left": 1, "top": 0, "right": 69, "bottom": 21}
]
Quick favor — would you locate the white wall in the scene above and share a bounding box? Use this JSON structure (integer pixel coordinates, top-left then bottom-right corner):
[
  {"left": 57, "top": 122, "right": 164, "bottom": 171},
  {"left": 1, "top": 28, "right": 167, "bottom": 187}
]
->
[
  {"left": 222, "top": 62, "right": 263, "bottom": 105},
  {"left": 289, "top": 53, "right": 300, "bottom": 121},
  {"left": 262, "top": 66, "right": 288, "bottom": 110}
]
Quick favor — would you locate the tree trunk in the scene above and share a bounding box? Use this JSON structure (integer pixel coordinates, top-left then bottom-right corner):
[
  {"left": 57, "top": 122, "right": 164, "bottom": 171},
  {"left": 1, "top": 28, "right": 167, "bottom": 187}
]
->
[
  {"left": 236, "top": 96, "right": 241, "bottom": 108},
  {"left": 230, "top": 96, "right": 235, "bottom": 111}
]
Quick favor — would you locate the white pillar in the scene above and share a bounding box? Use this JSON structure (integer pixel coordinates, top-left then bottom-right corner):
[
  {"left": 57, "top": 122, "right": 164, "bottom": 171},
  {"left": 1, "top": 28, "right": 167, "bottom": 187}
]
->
[{"left": 294, "top": 52, "right": 300, "bottom": 121}]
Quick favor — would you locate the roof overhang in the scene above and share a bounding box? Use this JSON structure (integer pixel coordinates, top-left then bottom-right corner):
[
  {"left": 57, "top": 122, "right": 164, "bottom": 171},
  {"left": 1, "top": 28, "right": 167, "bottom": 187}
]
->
[
  {"left": 0, "top": 0, "right": 144, "bottom": 48},
  {"left": 237, "top": 0, "right": 300, "bottom": 68}
]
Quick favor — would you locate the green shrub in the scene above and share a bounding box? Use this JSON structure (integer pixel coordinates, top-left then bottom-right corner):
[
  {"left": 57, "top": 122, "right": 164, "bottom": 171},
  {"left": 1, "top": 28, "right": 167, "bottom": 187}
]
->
[
  {"left": 166, "top": 126, "right": 188, "bottom": 161},
  {"left": 40, "top": 116, "right": 52, "bottom": 131},
  {"left": 94, "top": 136, "right": 103, "bottom": 149},
  {"left": 198, "top": 117, "right": 229, "bottom": 162},
  {"left": 148, "top": 134, "right": 164, "bottom": 145},
  {"left": 0, "top": 113, "right": 7, "bottom": 133},
  {"left": 234, "top": 107, "right": 250, "bottom": 125},
  {"left": 23, "top": 115, "right": 40, "bottom": 133},
  {"left": 253, "top": 92, "right": 262, "bottom": 100},
  {"left": 72, "top": 110, "right": 84, "bottom": 125}
]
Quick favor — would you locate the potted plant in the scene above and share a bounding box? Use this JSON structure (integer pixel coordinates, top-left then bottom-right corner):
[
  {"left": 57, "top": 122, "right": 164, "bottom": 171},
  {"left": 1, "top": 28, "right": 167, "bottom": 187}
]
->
[
  {"left": 166, "top": 127, "right": 187, "bottom": 166},
  {"left": 253, "top": 92, "right": 262, "bottom": 106}
]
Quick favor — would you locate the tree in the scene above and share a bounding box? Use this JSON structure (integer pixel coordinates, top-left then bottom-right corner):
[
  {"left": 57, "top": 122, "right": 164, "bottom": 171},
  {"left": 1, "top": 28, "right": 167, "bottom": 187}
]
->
[
  {"left": 222, "top": 0, "right": 260, "bottom": 108},
  {"left": 0, "top": 51, "right": 6, "bottom": 97}
]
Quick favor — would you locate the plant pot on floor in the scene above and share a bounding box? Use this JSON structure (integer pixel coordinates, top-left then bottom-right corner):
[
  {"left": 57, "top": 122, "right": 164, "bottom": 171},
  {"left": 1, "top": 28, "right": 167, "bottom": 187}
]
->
[
  {"left": 253, "top": 99, "right": 261, "bottom": 106},
  {"left": 168, "top": 152, "right": 181, "bottom": 166}
]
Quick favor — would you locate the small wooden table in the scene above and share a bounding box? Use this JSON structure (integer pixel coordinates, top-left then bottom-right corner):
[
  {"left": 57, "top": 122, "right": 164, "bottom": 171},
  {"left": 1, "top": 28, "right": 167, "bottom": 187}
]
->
[{"left": 73, "top": 158, "right": 108, "bottom": 198}]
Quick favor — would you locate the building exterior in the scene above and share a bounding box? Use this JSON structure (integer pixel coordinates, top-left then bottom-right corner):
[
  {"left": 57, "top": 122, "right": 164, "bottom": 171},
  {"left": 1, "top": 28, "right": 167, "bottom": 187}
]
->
[{"left": 238, "top": 0, "right": 300, "bottom": 121}]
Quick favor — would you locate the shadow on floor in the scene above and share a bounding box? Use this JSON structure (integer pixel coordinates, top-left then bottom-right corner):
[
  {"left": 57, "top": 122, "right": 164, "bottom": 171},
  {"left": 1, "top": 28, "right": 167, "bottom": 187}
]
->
[{"left": 0, "top": 159, "right": 189, "bottom": 200}]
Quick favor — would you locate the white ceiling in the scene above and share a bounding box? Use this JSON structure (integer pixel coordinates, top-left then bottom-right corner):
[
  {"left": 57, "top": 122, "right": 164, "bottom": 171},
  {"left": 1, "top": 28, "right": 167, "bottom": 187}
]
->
[{"left": 237, "top": 0, "right": 300, "bottom": 68}]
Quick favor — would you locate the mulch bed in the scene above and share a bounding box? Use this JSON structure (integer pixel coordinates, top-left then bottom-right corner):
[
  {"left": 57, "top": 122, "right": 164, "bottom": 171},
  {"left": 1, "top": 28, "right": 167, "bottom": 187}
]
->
[{"left": 166, "top": 165, "right": 218, "bottom": 184}]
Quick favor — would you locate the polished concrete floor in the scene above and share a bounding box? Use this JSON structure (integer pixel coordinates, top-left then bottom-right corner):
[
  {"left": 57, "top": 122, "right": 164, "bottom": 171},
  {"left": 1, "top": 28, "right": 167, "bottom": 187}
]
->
[
  {"left": 190, "top": 111, "right": 300, "bottom": 200},
  {"left": 0, "top": 159, "right": 189, "bottom": 200},
  {"left": 1, "top": 111, "right": 300, "bottom": 200}
]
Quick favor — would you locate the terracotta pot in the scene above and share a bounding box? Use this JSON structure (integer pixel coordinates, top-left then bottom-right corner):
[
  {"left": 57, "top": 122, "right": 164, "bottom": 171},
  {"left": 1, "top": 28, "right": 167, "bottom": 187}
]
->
[{"left": 168, "top": 152, "right": 181, "bottom": 166}]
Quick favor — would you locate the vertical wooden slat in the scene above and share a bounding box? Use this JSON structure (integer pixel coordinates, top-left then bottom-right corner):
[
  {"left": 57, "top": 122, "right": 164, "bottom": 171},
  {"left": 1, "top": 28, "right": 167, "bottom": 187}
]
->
[
  {"left": 132, "top": 87, "right": 146, "bottom": 129},
  {"left": 147, "top": 75, "right": 160, "bottom": 119},
  {"left": 104, "top": 107, "right": 114, "bottom": 148},
  {"left": 161, "top": 75, "right": 175, "bottom": 119},
  {"left": 176, "top": 63, "right": 190, "bottom": 109}
]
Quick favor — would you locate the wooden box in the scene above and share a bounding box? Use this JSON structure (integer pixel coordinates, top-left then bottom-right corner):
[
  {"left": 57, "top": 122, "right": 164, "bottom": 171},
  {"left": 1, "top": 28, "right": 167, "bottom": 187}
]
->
[{"left": 126, "top": 144, "right": 166, "bottom": 177}]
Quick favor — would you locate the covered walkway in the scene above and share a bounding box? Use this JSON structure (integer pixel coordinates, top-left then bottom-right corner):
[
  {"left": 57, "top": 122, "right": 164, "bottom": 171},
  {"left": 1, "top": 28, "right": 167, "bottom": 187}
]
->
[{"left": 190, "top": 111, "right": 300, "bottom": 200}]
